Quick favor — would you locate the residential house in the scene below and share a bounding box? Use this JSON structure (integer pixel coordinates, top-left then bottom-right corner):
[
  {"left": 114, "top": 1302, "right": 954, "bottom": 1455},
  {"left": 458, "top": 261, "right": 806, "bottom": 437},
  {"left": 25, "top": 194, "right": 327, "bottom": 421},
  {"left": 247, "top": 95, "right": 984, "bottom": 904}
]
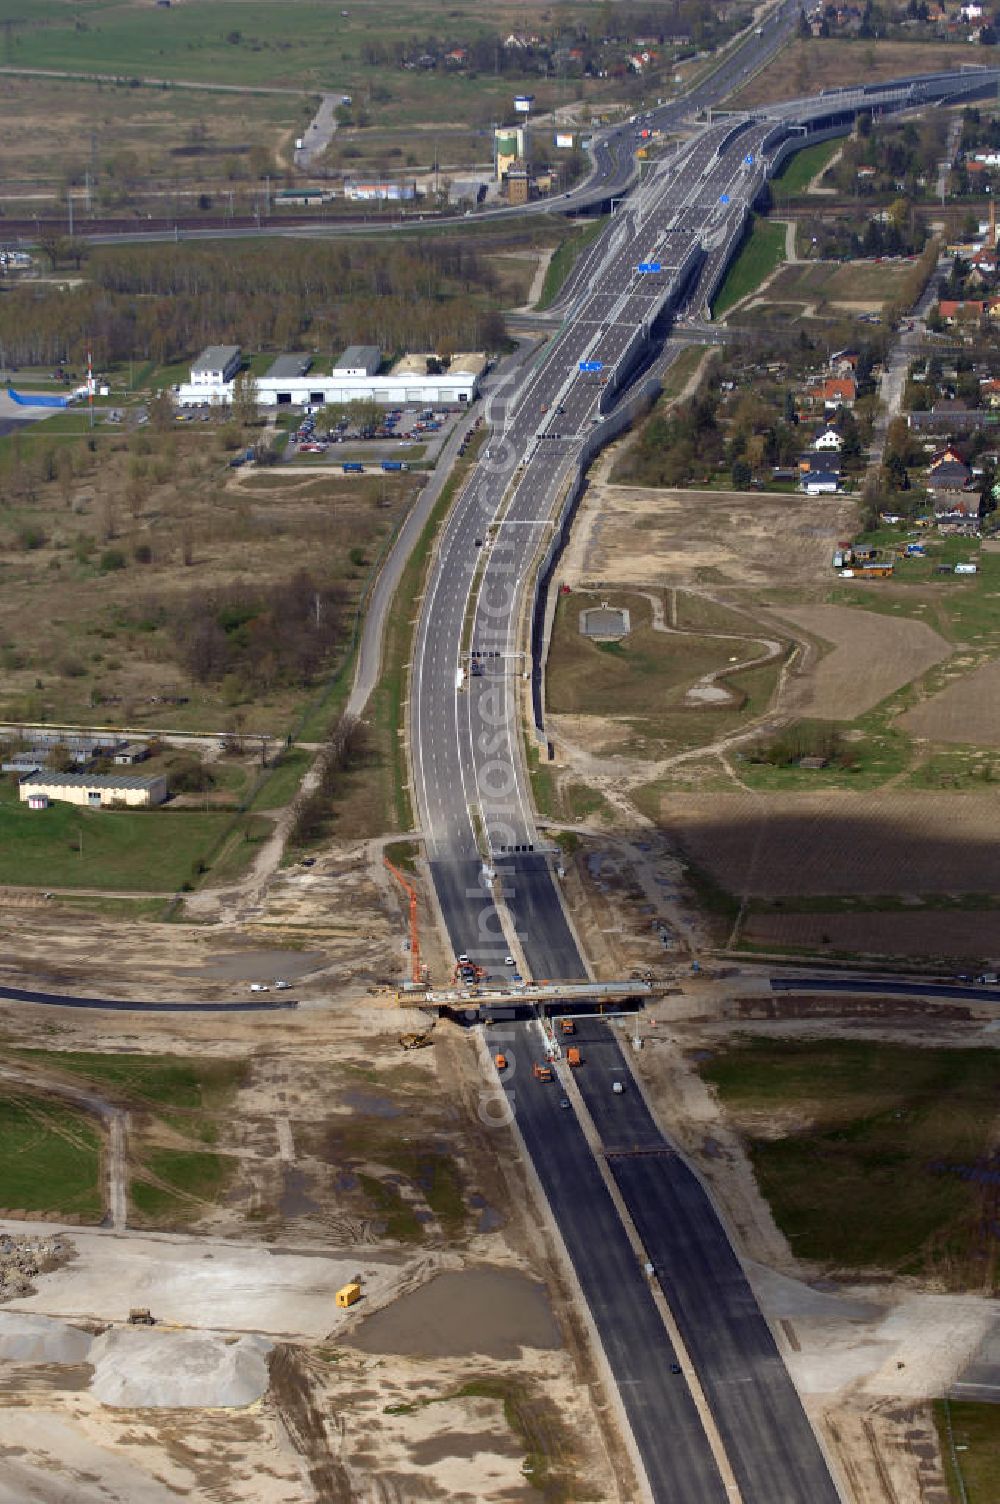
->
[
  {"left": 938, "top": 299, "right": 985, "bottom": 322},
  {"left": 804, "top": 376, "right": 856, "bottom": 412},
  {"left": 926, "top": 453, "right": 973, "bottom": 493},
  {"left": 813, "top": 426, "right": 844, "bottom": 451},
  {"left": 828, "top": 349, "right": 859, "bottom": 376},
  {"left": 800, "top": 470, "right": 841, "bottom": 495}
]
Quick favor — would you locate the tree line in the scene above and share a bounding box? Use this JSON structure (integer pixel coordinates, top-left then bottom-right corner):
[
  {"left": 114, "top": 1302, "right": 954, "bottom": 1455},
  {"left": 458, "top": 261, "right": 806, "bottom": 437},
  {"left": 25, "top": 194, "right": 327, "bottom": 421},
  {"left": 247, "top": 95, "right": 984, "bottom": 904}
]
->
[{"left": 0, "top": 238, "right": 507, "bottom": 369}]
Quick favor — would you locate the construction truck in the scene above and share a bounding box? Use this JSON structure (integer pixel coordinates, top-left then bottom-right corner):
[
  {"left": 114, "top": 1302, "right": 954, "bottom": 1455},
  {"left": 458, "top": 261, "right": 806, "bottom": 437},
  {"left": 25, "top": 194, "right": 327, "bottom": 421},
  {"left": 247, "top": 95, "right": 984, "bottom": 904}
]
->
[
  {"left": 560, "top": 1018, "right": 575, "bottom": 1035},
  {"left": 566, "top": 1046, "right": 581, "bottom": 1068},
  {"left": 495, "top": 1051, "right": 508, "bottom": 1070},
  {"left": 128, "top": 1308, "right": 155, "bottom": 1325},
  {"left": 533, "top": 1062, "right": 553, "bottom": 1082}
]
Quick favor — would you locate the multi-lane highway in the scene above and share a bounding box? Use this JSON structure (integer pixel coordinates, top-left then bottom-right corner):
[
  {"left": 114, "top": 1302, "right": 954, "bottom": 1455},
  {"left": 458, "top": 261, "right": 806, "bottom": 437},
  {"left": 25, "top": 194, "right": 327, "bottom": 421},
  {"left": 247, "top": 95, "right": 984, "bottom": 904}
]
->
[{"left": 408, "top": 46, "right": 1000, "bottom": 1504}]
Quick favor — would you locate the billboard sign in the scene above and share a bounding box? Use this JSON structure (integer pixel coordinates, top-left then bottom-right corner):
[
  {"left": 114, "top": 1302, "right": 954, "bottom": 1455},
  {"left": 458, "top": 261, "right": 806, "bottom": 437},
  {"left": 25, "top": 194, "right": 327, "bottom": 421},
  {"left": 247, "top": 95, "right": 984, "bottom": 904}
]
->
[
  {"left": 514, "top": 94, "right": 534, "bottom": 113},
  {"left": 554, "top": 132, "right": 575, "bottom": 149}
]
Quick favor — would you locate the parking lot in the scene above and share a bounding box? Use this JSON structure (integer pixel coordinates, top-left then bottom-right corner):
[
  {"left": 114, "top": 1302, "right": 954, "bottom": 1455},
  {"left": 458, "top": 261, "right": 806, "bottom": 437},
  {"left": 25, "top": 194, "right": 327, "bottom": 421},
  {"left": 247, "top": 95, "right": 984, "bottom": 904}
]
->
[{"left": 286, "top": 404, "right": 463, "bottom": 466}]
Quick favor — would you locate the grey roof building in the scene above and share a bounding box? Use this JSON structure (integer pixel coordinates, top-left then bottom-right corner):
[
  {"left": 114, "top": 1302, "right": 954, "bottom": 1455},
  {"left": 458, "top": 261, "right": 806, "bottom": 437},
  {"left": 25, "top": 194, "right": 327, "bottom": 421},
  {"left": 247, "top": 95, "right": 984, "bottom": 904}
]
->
[{"left": 333, "top": 345, "right": 381, "bottom": 377}]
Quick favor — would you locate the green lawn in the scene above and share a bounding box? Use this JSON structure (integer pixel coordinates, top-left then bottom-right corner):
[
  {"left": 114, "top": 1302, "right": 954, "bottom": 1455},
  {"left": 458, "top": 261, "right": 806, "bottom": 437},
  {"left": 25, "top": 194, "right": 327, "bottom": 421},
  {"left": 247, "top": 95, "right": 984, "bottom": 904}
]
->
[
  {"left": 936, "top": 1400, "right": 1000, "bottom": 1504},
  {"left": 701, "top": 1039, "right": 1000, "bottom": 1287},
  {"left": 0, "top": 779, "right": 260, "bottom": 891},
  {"left": 771, "top": 137, "right": 841, "bottom": 197},
  {"left": 537, "top": 217, "right": 609, "bottom": 311},
  {"left": 711, "top": 216, "right": 786, "bottom": 317},
  {"left": 14, "top": 1048, "right": 245, "bottom": 1145},
  {"left": 0, "top": 1093, "right": 103, "bottom": 1220},
  {"left": 131, "top": 1146, "right": 231, "bottom": 1224}
]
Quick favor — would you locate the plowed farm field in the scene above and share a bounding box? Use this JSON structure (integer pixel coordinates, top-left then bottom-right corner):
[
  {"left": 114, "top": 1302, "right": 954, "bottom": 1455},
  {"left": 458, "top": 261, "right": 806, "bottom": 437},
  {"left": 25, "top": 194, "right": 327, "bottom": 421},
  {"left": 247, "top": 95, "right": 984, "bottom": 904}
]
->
[
  {"left": 772, "top": 604, "right": 951, "bottom": 720},
  {"left": 898, "top": 657, "right": 1000, "bottom": 747},
  {"left": 658, "top": 790, "right": 1000, "bottom": 896},
  {"left": 743, "top": 909, "right": 1000, "bottom": 962}
]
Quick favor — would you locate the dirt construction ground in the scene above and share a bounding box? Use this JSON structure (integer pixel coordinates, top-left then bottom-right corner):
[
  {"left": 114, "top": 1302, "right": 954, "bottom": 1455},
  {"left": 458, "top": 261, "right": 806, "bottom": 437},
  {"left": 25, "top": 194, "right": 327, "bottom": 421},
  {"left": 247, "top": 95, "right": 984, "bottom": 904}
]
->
[
  {"left": 0, "top": 846, "right": 625, "bottom": 1503},
  {"left": 899, "top": 655, "right": 1000, "bottom": 746},
  {"left": 772, "top": 604, "right": 951, "bottom": 721},
  {"left": 558, "top": 466, "right": 857, "bottom": 594}
]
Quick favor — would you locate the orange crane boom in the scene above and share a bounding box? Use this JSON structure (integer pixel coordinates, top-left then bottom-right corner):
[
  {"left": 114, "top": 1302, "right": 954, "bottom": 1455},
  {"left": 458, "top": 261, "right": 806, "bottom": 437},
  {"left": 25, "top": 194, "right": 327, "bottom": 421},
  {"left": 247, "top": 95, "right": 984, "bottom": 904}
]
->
[{"left": 384, "top": 856, "right": 421, "bottom": 986}]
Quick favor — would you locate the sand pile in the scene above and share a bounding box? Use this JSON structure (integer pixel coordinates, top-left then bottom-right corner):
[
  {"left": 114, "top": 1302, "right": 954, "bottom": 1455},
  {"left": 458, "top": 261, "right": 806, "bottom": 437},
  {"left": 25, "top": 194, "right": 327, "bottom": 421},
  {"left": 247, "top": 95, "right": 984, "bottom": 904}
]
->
[
  {"left": 0, "top": 1311, "right": 92, "bottom": 1363},
  {"left": 89, "top": 1327, "right": 272, "bottom": 1408}
]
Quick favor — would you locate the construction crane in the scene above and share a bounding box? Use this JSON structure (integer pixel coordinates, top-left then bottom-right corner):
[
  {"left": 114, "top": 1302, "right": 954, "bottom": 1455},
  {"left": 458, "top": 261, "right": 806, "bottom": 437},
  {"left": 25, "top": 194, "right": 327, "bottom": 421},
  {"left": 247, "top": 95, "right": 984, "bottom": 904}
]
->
[{"left": 384, "top": 856, "right": 422, "bottom": 986}]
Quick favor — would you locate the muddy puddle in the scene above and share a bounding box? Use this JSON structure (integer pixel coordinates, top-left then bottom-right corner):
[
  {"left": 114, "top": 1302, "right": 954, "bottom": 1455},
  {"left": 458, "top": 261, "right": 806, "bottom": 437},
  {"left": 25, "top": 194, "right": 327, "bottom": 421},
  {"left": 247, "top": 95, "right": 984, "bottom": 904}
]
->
[
  {"left": 339, "top": 1088, "right": 403, "bottom": 1118},
  {"left": 346, "top": 1267, "right": 561, "bottom": 1359},
  {"left": 177, "top": 949, "right": 326, "bottom": 982}
]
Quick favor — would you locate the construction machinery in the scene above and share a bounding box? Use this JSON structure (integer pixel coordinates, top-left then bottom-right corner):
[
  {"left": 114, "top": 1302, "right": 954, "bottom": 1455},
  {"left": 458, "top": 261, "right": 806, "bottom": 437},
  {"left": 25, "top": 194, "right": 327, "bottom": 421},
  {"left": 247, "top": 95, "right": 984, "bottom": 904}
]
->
[
  {"left": 399, "top": 1030, "right": 435, "bottom": 1051},
  {"left": 533, "top": 1062, "right": 553, "bottom": 1082},
  {"left": 495, "top": 1052, "right": 508, "bottom": 1071},
  {"left": 560, "top": 1018, "right": 576, "bottom": 1035},
  {"left": 567, "top": 1046, "right": 582, "bottom": 1067},
  {"left": 384, "top": 856, "right": 422, "bottom": 987},
  {"left": 128, "top": 1308, "right": 155, "bottom": 1325}
]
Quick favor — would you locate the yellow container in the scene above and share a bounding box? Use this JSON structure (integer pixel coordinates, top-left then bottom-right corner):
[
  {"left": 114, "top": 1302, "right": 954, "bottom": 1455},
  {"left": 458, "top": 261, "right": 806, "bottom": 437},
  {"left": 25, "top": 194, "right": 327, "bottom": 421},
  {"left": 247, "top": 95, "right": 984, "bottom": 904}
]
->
[{"left": 336, "top": 1282, "right": 362, "bottom": 1309}]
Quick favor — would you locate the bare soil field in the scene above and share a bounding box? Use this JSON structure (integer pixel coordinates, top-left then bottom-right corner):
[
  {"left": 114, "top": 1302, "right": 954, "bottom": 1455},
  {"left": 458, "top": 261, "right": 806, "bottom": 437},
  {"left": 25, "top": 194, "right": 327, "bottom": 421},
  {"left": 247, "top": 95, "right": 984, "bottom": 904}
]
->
[
  {"left": 772, "top": 603, "right": 952, "bottom": 720},
  {"left": 656, "top": 790, "right": 1000, "bottom": 897},
  {"left": 559, "top": 475, "right": 856, "bottom": 593},
  {"left": 742, "top": 908, "right": 1000, "bottom": 962},
  {"left": 898, "top": 656, "right": 1000, "bottom": 747},
  {"left": 756, "top": 260, "right": 913, "bottom": 315},
  {"left": 730, "top": 38, "right": 1000, "bottom": 109}
]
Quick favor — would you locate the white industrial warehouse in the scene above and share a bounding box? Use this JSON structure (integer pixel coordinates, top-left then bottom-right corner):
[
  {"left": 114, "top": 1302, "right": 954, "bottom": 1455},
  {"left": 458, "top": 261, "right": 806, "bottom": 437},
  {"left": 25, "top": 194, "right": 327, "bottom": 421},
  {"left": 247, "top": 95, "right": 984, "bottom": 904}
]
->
[{"left": 174, "top": 345, "right": 484, "bottom": 408}]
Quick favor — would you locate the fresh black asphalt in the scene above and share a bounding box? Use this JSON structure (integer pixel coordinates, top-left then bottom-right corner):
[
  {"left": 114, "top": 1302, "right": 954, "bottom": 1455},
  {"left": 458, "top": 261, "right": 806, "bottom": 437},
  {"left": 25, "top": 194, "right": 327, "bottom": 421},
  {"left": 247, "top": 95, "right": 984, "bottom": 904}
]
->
[
  {"left": 570, "top": 1019, "right": 840, "bottom": 1504},
  {"left": 0, "top": 984, "right": 296, "bottom": 1013},
  {"left": 487, "top": 1020, "right": 730, "bottom": 1504}
]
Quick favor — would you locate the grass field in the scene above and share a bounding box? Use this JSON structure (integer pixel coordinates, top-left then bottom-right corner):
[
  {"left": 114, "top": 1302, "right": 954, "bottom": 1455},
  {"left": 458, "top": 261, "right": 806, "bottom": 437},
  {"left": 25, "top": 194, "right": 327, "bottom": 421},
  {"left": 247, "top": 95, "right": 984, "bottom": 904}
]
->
[
  {"left": 711, "top": 217, "right": 786, "bottom": 317},
  {"left": 12, "top": 1049, "right": 247, "bottom": 1225},
  {"left": 537, "top": 217, "right": 608, "bottom": 311},
  {"left": 131, "top": 1146, "right": 231, "bottom": 1224},
  {"left": 701, "top": 1038, "right": 1000, "bottom": 1286},
  {"left": 935, "top": 1400, "right": 1000, "bottom": 1504},
  {"left": 771, "top": 137, "right": 841, "bottom": 197},
  {"left": 0, "top": 778, "right": 267, "bottom": 892},
  {"left": 0, "top": 1092, "right": 103, "bottom": 1220},
  {"left": 0, "top": 0, "right": 621, "bottom": 123},
  {"left": 546, "top": 589, "right": 782, "bottom": 759}
]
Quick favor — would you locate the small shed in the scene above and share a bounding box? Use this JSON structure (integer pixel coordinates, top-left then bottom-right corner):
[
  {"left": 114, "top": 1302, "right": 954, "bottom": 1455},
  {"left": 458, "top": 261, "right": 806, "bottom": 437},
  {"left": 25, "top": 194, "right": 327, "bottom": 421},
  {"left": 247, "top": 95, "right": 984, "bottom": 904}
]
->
[
  {"left": 336, "top": 1282, "right": 362, "bottom": 1309},
  {"left": 26, "top": 793, "right": 49, "bottom": 810}
]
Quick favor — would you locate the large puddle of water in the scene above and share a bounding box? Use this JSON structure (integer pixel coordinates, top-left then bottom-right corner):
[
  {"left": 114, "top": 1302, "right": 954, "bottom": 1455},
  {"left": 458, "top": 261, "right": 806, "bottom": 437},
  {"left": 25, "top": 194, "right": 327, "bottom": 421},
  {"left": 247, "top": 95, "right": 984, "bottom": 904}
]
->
[{"left": 346, "top": 1267, "right": 561, "bottom": 1360}]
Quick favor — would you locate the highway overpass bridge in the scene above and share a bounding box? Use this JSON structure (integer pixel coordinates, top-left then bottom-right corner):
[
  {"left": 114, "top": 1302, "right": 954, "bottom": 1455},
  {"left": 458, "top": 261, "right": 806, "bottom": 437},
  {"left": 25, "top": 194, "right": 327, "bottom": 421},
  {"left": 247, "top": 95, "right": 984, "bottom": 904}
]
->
[{"left": 409, "top": 55, "right": 991, "bottom": 1504}]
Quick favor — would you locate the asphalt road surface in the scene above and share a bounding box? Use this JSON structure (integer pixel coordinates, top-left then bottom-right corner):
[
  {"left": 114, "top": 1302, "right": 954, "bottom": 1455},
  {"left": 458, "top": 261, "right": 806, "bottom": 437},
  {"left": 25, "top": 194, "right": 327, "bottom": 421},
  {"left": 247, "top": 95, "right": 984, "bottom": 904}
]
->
[
  {"left": 487, "top": 1017, "right": 730, "bottom": 1504},
  {"left": 570, "top": 1018, "right": 841, "bottom": 1504},
  {"left": 411, "top": 53, "right": 1000, "bottom": 1504}
]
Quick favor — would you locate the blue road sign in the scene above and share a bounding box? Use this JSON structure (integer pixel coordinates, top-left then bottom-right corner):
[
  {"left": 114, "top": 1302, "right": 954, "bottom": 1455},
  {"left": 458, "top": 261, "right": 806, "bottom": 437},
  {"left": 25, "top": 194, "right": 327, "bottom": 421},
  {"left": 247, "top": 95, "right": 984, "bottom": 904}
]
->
[
  {"left": 578, "top": 360, "right": 604, "bottom": 373},
  {"left": 720, "top": 193, "right": 730, "bottom": 204},
  {"left": 637, "top": 261, "right": 662, "bottom": 273},
  {"left": 744, "top": 153, "right": 755, "bottom": 164}
]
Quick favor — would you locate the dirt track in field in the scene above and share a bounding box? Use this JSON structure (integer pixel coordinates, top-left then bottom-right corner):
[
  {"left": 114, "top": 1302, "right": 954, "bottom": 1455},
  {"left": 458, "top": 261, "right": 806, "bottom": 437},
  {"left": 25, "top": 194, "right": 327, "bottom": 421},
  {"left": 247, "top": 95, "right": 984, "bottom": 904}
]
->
[{"left": 771, "top": 604, "right": 951, "bottom": 721}]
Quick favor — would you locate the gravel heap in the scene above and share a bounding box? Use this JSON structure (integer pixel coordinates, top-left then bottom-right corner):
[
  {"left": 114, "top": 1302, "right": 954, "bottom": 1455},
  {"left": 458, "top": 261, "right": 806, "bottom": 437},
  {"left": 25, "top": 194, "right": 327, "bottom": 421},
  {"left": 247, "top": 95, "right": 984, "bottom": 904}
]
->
[
  {"left": 0, "top": 1311, "right": 92, "bottom": 1363},
  {"left": 0, "top": 1233, "right": 71, "bottom": 1301},
  {"left": 89, "top": 1327, "right": 273, "bottom": 1408}
]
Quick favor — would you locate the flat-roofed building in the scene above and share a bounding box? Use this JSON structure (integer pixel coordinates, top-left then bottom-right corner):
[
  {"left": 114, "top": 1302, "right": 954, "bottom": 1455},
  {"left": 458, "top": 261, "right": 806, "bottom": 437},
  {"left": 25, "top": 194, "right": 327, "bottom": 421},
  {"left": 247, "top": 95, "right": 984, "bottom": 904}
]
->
[
  {"left": 333, "top": 346, "right": 381, "bottom": 378},
  {"left": 19, "top": 771, "right": 168, "bottom": 809},
  {"left": 190, "top": 345, "right": 242, "bottom": 389}
]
